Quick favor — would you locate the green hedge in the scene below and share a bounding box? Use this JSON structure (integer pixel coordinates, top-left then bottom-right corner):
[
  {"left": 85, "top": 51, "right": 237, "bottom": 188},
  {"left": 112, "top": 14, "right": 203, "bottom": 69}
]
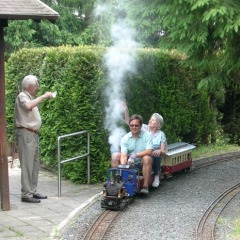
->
[{"left": 6, "top": 46, "right": 212, "bottom": 183}]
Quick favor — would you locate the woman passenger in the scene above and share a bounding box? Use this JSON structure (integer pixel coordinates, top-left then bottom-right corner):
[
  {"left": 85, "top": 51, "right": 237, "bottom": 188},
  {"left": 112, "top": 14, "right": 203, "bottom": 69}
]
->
[{"left": 142, "top": 113, "right": 167, "bottom": 187}]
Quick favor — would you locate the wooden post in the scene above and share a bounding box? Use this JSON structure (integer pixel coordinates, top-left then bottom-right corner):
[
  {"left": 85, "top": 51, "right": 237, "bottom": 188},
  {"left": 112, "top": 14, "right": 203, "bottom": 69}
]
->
[{"left": 0, "top": 23, "right": 10, "bottom": 210}]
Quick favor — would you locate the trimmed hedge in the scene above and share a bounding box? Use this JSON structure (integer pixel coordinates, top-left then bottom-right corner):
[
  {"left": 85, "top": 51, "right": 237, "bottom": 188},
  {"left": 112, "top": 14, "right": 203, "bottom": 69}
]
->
[{"left": 6, "top": 46, "right": 212, "bottom": 183}]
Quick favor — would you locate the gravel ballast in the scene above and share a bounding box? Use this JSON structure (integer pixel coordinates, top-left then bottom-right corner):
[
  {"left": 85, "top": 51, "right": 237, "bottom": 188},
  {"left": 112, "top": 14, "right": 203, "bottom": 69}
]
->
[{"left": 59, "top": 156, "right": 240, "bottom": 240}]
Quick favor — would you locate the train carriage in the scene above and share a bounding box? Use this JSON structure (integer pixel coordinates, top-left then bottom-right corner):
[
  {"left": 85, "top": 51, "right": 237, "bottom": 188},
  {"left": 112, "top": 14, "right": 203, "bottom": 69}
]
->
[{"left": 162, "top": 142, "right": 196, "bottom": 177}]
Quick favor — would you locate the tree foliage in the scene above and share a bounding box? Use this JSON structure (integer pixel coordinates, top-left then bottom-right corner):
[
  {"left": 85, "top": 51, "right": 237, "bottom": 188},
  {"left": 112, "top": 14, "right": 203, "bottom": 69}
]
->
[
  {"left": 4, "top": 0, "right": 94, "bottom": 59},
  {"left": 158, "top": 0, "right": 240, "bottom": 144},
  {"left": 159, "top": 0, "right": 240, "bottom": 87}
]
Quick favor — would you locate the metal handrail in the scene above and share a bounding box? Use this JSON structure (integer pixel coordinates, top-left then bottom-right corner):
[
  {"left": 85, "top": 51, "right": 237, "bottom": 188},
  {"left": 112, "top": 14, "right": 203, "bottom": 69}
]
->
[{"left": 57, "top": 130, "right": 90, "bottom": 197}]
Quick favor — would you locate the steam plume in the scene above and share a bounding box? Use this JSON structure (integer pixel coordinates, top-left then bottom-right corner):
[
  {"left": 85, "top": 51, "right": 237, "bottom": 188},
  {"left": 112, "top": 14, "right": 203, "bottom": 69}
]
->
[
  {"left": 95, "top": 3, "right": 140, "bottom": 154},
  {"left": 105, "top": 23, "right": 139, "bottom": 155}
]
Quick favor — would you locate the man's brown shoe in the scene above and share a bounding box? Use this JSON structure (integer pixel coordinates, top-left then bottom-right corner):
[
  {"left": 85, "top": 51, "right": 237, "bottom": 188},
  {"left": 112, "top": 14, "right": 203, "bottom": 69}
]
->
[{"left": 21, "top": 197, "right": 41, "bottom": 203}]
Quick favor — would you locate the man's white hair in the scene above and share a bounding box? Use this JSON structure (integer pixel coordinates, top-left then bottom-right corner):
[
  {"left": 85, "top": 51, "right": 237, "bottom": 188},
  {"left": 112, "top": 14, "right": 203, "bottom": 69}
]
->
[{"left": 22, "top": 75, "right": 38, "bottom": 90}]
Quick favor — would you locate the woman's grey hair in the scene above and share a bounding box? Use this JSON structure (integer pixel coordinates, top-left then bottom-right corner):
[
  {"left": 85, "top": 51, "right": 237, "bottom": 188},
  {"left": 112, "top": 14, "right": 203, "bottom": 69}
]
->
[
  {"left": 152, "top": 113, "right": 164, "bottom": 129},
  {"left": 22, "top": 75, "right": 38, "bottom": 90}
]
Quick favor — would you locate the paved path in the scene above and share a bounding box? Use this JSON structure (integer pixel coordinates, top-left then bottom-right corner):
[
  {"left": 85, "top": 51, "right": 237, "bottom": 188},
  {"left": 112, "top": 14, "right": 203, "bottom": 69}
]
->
[{"left": 0, "top": 164, "right": 102, "bottom": 239}]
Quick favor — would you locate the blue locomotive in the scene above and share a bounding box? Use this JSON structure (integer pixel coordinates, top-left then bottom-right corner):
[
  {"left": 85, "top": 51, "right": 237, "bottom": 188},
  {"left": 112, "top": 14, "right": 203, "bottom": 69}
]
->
[
  {"left": 101, "top": 165, "right": 145, "bottom": 210},
  {"left": 101, "top": 142, "right": 195, "bottom": 210}
]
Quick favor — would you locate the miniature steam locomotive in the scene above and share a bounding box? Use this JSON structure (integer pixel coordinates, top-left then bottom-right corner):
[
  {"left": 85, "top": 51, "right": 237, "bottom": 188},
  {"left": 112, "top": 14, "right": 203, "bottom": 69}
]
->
[
  {"left": 101, "top": 166, "right": 143, "bottom": 210},
  {"left": 101, "top": 142, "right": 195, "bottom": 210}
]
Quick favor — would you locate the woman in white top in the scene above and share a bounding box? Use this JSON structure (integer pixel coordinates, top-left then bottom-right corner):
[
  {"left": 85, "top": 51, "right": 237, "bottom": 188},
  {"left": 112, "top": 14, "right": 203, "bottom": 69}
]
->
[{"left": 141, "top": 113, "right": 167, "bottom": 187}]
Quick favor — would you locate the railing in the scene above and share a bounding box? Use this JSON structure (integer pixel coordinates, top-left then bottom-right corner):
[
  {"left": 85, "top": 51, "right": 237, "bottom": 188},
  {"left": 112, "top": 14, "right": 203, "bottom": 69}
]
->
[{"left": 57, "top": 130, "right": 90, "bottom": 197}]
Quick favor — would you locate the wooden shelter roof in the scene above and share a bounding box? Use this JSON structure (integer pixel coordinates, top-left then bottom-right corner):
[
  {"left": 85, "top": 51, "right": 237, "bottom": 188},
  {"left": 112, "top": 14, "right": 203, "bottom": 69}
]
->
[{"left": 0, "top": 0, "right": 59, "bottom": 21}]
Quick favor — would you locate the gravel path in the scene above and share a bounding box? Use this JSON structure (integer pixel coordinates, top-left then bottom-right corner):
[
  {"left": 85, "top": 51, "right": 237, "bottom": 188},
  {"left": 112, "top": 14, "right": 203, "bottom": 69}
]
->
[{"left": 59, "top": 156, "right": 240, "bottom": 240}]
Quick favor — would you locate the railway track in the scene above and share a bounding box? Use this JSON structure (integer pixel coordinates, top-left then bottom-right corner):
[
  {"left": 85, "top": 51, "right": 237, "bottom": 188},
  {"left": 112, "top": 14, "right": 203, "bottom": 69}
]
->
[
  {"left": 192, "top": 152, "right": 240, "bottom": 171},
  {"left": 81, "top": 152, "right": 240, "bottom": 240},
  {"left": 82, "top": 210, "right": 122, "bottom": 240},
  {"left": 196, "top": 182, "right": 240, "bottom": 240}
]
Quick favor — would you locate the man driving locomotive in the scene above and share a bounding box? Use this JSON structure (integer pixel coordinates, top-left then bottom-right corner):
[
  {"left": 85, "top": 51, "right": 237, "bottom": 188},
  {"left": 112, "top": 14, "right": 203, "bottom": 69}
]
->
[{"left": 120, "top": 114, "right": 153, "bottom": 195}]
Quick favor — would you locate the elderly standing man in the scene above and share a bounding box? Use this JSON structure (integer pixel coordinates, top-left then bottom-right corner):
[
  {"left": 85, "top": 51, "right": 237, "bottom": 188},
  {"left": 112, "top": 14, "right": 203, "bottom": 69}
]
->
[
  {"left": 14, "top": 75, "right": 53, "bottom": 203},
  {"left": 120, "top": 114, "right": 153, "bottom": 195}
]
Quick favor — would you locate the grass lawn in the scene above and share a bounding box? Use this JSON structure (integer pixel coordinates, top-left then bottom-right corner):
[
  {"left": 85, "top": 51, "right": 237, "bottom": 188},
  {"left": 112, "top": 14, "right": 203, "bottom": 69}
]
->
[{"left": 192, "top": 143, "right": 240, "bottom": 161}]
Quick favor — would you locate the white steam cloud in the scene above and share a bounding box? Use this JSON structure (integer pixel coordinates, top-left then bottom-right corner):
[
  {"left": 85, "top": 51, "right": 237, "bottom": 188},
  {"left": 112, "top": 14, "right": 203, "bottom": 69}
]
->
[{"left": 104, "top": 17, "right": 139, "bottom": 154}]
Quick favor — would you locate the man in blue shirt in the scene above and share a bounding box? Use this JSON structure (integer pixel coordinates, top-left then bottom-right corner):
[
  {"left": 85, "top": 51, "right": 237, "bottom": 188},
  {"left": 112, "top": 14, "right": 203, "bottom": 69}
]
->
[{"left": 121, "top": 114, "right": 153, "bottom": 194}]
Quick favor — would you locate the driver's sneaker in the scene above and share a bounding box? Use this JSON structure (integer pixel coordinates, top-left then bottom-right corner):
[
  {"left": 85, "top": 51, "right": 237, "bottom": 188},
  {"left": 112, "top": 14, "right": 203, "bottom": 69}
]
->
[{"left": 140, "top": 187, "right": 149, "bottom": 195}]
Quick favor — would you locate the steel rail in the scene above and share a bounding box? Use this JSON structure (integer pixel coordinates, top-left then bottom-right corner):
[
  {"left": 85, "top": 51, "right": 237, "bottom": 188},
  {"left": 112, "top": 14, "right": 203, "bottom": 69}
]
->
[
  {"left": 192, "top": 154, "right": 240, "bottom": 171},
  {"left": 83, "top": 210, "right": 121, "bottom": 240},
  {"left": 196, "top": 183, "right": 240, "bottom": 240}
]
